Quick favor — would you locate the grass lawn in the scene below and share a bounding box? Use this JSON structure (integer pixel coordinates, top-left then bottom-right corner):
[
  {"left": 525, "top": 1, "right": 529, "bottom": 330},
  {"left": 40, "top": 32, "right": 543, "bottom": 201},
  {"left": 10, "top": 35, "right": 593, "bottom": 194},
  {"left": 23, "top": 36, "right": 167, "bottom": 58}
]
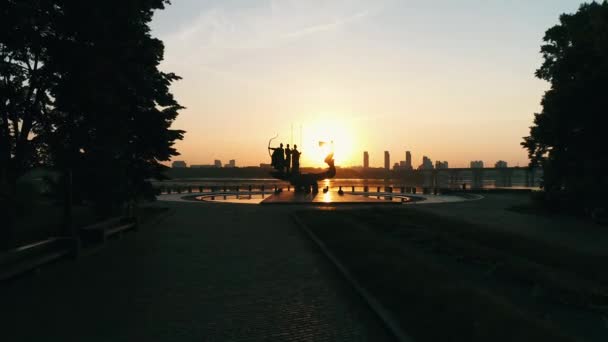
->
[{"left": 295, "top": 207, "right": 608, "bottom": 342}]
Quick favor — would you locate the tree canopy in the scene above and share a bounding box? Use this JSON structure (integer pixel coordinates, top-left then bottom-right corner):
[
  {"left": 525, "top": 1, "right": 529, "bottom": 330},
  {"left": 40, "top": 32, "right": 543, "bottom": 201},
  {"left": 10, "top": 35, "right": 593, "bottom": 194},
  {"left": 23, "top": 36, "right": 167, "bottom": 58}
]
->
[
  {"left": 0, "top": 0, "right": 55, "bottom": 184},
  {"left": 522, "top": 1, "right": 608, "bottom": 211},
  {"left": 1, "top": 0, "right": 184, "bottom": 222},
  {"left": 45, "top": 0, "right": 184, "bottom": 212}
]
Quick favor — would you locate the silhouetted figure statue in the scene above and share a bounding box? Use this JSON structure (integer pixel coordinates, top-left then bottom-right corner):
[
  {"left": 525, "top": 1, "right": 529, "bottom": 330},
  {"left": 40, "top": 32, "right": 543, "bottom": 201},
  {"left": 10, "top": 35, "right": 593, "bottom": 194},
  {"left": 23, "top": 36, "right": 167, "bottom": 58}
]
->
[
  {"left": 269, "top": 150, "right": 335, "bottom": 193},
  {"left": 270, "top": 143, "right": 285, "bottom": 172},
  {"left": 285, "top": 144, "right": 292, "bottom": 173},
  {"left": 292, "top": 144, "right": 301, "bottom": 174}
]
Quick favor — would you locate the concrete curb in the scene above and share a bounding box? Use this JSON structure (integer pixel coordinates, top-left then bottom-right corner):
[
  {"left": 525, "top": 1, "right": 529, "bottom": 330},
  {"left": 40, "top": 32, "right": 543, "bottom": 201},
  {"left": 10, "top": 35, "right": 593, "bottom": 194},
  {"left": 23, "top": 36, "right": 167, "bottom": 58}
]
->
[{"left": 291, "top": 213, "right": 415, "bottom": 342}]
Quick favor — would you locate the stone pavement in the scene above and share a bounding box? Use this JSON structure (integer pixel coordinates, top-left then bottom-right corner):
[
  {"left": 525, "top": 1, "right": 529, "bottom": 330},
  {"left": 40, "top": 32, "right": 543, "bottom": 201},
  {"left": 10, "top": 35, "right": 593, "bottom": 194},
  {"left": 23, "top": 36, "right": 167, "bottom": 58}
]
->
[{"left": 0, "top": 201, "right": 394, "bottom": 341}]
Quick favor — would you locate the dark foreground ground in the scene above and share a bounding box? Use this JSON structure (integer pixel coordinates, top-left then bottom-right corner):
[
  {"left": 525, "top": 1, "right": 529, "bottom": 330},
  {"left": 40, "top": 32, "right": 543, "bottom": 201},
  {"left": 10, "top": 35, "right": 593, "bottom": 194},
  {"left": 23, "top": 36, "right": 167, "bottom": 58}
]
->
[
  {"left": 3, "top": 192, "right": 607, "bottom": 341},
  {"left": 296, "top": 193, "right": 608, "bottom": 342},
  {"left": 0, "top": 202, "right": 393, "bottom": 341}
]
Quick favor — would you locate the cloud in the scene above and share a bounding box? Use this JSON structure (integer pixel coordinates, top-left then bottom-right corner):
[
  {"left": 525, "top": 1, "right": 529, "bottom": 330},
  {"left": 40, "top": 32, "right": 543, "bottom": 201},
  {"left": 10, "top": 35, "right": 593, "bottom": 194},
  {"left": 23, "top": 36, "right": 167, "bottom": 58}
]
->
[
  {"left": 160, "top": 1, "right": 386, "bottom": 50},
  {"left": 156, "top": 1, "right": 390, "bottom": 86},
  {"left": 282, "top": 9, "right": 372, "bottom": 39}
]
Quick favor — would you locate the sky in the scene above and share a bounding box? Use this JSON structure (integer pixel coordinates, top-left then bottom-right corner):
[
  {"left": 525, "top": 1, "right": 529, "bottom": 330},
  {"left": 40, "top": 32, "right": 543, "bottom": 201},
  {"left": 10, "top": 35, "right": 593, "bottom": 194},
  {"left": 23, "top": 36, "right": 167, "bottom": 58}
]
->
[{"left": 151, "top": 0, "right": 584, "bottom": 168}]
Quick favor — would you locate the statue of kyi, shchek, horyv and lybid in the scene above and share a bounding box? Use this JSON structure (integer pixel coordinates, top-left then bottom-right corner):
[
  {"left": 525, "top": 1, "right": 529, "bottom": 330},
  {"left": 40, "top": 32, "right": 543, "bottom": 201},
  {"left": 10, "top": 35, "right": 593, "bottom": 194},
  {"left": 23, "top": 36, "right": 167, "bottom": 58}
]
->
[{"left": 267, "top": 136, "right": 335, "bottom": 193}]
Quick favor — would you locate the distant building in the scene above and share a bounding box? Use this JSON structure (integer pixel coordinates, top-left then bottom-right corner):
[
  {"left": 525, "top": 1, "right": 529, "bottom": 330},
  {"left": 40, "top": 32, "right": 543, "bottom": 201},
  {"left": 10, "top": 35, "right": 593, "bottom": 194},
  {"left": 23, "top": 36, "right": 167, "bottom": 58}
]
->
[
  {"left": 394, "top": 160, "right": 410, "bottom": 171},
  {"left": 224, "top": 159, "right": 236, "bottom": 168},
  {"left": 495, "top": 160, "right": 508, "bottom": 168},
  {"left": 393, "top": 151, "right": 413, "bottom": 171},
  {"left": 190, "top": 164, "right": 215, "bottom": 168},
  {"left": 470, "top": 160, "right": 484, "bottom": 168},
  {"left": 363, "top": 151, "right": 369, "bottom": 169},
  {"left": 384, "top": 151, "right": 390, "bottom": 170},
  {"left": 436, "top": 161, "right": 449, "bottom": 169},
  {"left": 260, "top": 163, "right": 272, "bottom": 168},
  {"left": 214, "top": 160, "right": 222, "bottom": 168},
  {"left": 171, "top": 161, "right": 187, "bottom": 168},
  {"left": 418, "top": 156, "right": 434, "bottom": 170}
]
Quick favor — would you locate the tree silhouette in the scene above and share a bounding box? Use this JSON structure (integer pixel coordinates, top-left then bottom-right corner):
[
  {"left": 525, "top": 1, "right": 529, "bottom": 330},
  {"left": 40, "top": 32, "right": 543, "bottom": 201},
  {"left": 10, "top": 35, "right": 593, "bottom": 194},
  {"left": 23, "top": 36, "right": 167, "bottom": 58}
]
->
[
  {"left": 44, "top": 0, "right": 184, "bottom": 217},
  {"left": 0, "top": 0, "right": 56, "bottom": 244},
  {"left": 522, "top": 1, "right": 608, "bottom": 212},
  {"left": 1, "top": 0, "right": 184, "bottom": 241}
]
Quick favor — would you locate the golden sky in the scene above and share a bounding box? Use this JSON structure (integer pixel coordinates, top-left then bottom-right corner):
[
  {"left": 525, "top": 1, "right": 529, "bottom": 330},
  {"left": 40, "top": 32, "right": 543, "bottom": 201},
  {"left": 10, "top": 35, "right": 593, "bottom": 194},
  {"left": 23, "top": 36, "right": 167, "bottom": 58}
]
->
[{"left": 152, "top": 0, "right": 583, "bottom": 168}]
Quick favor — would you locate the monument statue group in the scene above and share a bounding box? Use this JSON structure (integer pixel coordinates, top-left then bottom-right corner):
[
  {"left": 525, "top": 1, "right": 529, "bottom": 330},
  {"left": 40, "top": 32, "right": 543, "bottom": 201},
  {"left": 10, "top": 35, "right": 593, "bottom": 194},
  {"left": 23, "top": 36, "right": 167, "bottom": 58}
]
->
[
  {"left": 269, "top": 143, "right": 301, "bottom": 174},
  {"left": 267, "top": 138, "right": 336, "bottom": 193}
]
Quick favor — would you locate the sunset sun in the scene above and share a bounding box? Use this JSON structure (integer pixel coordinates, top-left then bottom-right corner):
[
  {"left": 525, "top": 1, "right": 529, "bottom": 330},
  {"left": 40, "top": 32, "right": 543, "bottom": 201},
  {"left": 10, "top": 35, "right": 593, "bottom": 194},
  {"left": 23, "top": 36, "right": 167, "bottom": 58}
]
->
[{"left": 302, "top": 119, "right": 357, "bottom": 167}]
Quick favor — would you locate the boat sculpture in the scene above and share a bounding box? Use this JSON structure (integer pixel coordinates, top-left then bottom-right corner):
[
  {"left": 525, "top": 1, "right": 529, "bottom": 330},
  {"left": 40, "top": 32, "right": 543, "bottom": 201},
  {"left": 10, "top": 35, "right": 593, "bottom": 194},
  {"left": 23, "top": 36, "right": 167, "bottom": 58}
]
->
[{"left": 270, "top": 153, "right": 336, "bottom": 193}]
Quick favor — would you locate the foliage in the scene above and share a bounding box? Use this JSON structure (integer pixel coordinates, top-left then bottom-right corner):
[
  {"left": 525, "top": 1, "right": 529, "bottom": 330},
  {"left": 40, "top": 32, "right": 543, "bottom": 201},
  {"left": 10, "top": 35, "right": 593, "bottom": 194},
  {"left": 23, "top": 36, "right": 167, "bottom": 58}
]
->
[
  {"left": 43, "top": 0, "right": 184, "bottom": 214},
  {"left": 0, "top": 0, "right": 58, "bottom": 245},
  {"left": 0, "top": 1, "right": 55, "bottom": 180},
  {"left": 522, "top": 1, "right": 608, "bottom": 212},
  {"left": 1, "top": 0, "right": 183, "bottom": 231}
]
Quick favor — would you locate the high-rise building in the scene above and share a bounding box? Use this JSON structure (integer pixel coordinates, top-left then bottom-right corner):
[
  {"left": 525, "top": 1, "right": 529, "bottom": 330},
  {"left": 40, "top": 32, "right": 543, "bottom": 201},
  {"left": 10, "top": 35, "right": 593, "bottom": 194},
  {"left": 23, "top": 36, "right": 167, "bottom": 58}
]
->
[
  {"left": 171, "top": 161, "right": 187, "bottom": 168},
  {"left": 384, "top": 151, "right": 390, "bottom": 170},
  {"left": 419, "top": 156, "right": 434, "bottom": 170},
  {"left": 214, "top": 160, "right": 222, "bottom": 168},
  {"left": 363, "top": 151, "right": 369, "bottom": 169},
  {"left": 225, "top": 159, "right": 236, "bottom": 168},
  {"left": 405, "top": 151, "right": 412, "bottom": 170}
]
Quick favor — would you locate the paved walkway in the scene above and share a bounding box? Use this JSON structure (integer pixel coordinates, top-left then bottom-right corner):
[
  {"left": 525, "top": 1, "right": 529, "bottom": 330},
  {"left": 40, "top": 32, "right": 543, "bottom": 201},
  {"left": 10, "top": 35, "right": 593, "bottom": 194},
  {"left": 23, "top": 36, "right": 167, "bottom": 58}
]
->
[{"left": 0, "top": 202, "right": 393, "bottom": 341}]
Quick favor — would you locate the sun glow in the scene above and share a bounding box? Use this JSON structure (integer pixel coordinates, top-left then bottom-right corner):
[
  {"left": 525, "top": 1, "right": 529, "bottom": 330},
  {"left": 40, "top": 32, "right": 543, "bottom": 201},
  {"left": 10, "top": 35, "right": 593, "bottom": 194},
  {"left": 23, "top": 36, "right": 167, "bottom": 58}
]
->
[{"left": 300, "top": 118, "right": 358, "bottom": 167}]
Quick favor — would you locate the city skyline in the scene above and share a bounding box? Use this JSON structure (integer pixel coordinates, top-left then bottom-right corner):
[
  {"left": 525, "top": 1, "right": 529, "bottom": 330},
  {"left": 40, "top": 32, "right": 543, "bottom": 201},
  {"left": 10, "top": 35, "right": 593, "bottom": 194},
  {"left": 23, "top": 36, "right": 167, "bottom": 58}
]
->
[
  {"left": 151, "top": 0, "right": 583, "bottom": 168},
  {"left": 171, "top": 148, "right": 515, "bottom": 169}
]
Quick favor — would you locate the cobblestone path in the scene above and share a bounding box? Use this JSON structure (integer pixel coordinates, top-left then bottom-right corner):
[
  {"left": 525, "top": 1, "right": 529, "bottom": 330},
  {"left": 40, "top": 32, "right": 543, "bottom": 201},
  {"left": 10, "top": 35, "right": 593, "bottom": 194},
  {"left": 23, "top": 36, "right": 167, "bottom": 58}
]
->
[{"left": 1, "top": 202, "right": 393, "bottom": 342}]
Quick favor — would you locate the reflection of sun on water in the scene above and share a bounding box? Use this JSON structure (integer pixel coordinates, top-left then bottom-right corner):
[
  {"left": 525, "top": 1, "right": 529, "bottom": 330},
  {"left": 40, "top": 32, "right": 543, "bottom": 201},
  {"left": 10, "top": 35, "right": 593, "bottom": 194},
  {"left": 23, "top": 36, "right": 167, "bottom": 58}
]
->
[
  {"left": 321, "top": 179, "right": 331, "bottom": 202},
  {"left": 322, "top": 191, "right": 332, "bottom": 203}
]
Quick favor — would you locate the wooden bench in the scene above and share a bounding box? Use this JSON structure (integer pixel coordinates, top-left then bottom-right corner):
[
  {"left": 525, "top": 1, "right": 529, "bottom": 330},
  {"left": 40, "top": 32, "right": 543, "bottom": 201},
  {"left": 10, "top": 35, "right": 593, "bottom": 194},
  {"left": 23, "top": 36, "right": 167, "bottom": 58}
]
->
[
  {"left": 80, "top": 216, "right": 138, "bottom": 243},
  {"left": 0, "top": 238, "right": 78, "bottom": 281}
]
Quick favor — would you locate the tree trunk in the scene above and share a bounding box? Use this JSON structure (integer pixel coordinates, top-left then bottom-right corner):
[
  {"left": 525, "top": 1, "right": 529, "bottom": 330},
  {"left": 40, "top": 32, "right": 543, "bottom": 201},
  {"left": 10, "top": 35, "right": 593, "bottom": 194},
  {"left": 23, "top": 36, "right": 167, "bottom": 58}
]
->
[
  {"left": 0, "top": 169, "right": 16, "bottom": 250},
  {"left": 62, "top": 168, "right": 75, "bottom": 238}
]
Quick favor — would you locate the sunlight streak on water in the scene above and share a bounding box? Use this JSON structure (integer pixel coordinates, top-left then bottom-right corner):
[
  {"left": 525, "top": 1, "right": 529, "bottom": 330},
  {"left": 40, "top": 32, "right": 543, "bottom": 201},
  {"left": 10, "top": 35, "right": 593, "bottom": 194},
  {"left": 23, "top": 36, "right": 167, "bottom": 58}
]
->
[{"left": 321, "top": 191, "right": 332, "bottom": 203}]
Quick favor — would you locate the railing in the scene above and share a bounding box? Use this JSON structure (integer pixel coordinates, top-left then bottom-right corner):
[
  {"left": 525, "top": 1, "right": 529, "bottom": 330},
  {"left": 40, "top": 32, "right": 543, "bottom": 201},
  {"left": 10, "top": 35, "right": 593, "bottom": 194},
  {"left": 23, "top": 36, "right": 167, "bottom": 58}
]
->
[
  {"left": 155, "top": 181, "right": 540, "bottom": 198},
  {"left": 154, "top": 184, "right": 482, "bottom": 197}
]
